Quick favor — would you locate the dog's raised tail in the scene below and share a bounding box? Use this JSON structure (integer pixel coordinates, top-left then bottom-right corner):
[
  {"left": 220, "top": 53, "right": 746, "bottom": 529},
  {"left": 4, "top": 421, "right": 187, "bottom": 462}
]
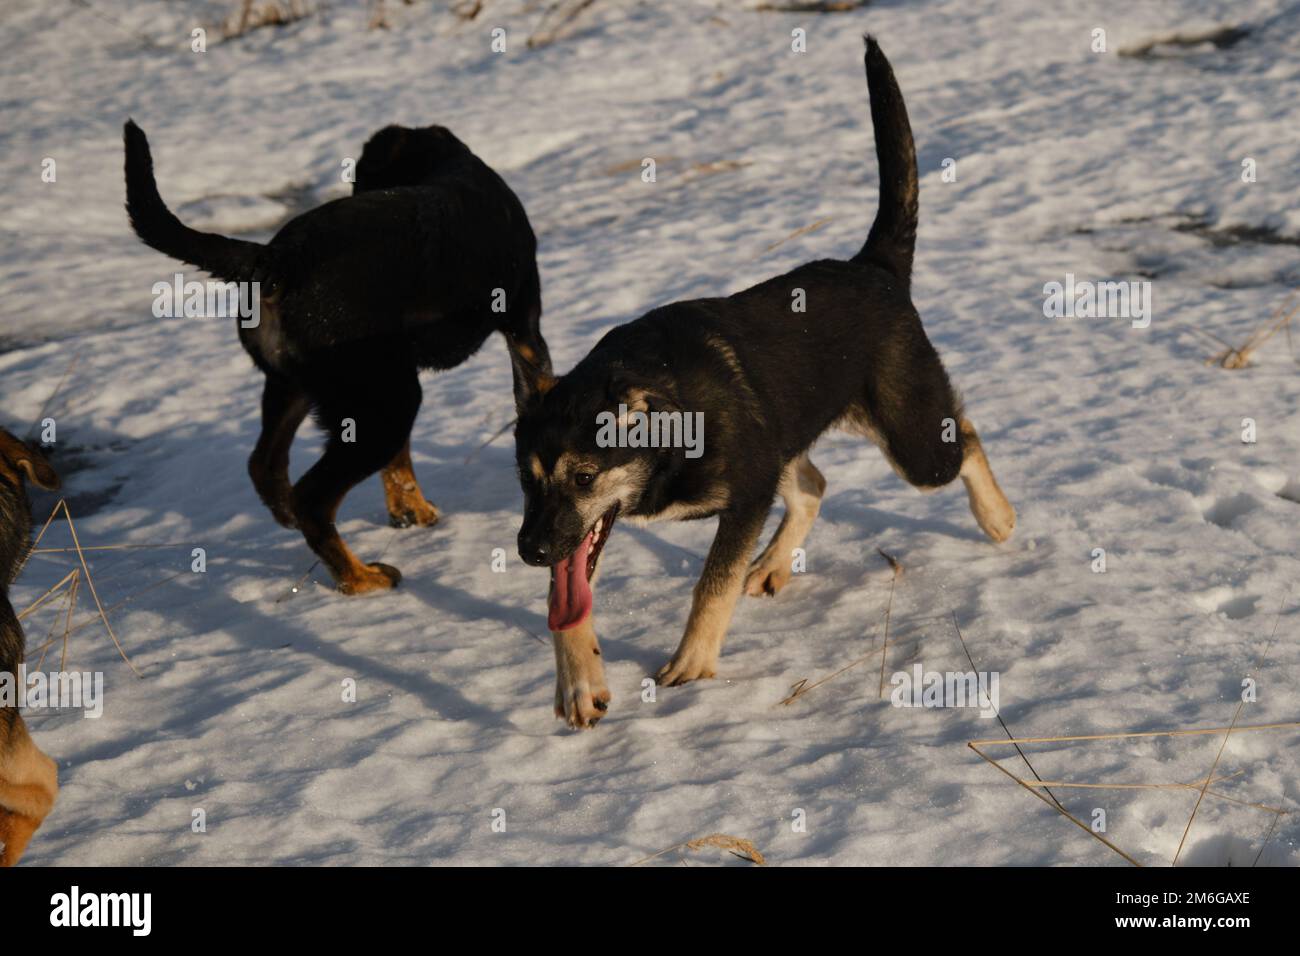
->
[
  {"left": 852, "top": 37, "right": 918, "bottom": 293},
  {"left": 123, "top": 120, "right": 265, "bottom": 282}
]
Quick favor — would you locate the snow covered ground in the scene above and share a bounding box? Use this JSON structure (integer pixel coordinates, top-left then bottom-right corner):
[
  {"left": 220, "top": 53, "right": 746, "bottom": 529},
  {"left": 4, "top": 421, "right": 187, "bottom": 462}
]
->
[{"left": 2, "top": 0, "right": 1297, "bottom": 866}]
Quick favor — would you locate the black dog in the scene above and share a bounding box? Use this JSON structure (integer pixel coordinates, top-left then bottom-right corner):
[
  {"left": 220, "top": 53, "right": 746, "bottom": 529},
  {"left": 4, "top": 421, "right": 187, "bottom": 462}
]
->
[
  {"left": 125, "top": 122, "right": 551, "bottom": 593},
  {"left": 512, "top": 38, "right": 1015, "bottom": 728},
  {"left": 0, "top": 429, "right": 60, "bottom": 865}
]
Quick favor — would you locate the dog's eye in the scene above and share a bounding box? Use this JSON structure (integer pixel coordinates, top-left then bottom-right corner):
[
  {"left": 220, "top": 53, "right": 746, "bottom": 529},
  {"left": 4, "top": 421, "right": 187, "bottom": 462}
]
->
[{"left": 574, "top": 471, "right": 596, "bottom": 487}]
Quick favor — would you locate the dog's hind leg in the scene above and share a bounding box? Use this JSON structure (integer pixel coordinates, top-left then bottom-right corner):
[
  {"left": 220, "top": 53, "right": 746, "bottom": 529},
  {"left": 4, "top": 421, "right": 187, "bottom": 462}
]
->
[
  {"left": 248, "top": 376, "right": 310, "bottom": 529},
  {"left": 656, "top": 501, "right": 770, "bottom": 686},
  {"left": 957, "top": 419, "right": 1015, "bottom": 542},
  {"left": 292, "top": 368, "right": 421, "bottom": 594},
  {"left": 382, "top": 439, "right": 440, "bottom": 529},
  {"left": 849, "top": 394, "right": 1015, "bottom": 543},
  {"left": 744, "top": 454, "right": 826, "bottom": 597}
]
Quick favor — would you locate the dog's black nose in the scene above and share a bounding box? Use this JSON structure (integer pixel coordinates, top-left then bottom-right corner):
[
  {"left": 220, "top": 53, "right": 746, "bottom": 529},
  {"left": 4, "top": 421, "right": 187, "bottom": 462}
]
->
[{"left": 518, "top": 534, "right": 551, "bottom": 567}]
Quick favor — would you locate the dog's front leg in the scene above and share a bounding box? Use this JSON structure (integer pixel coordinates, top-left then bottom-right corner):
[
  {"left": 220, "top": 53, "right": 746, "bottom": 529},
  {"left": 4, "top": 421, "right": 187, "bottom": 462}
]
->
[
  {"left": 656, "top": 505, "right": 768, "bottom": 686},
  {"left": 552, "top": 617, "right": 610, "bottom": 730}
]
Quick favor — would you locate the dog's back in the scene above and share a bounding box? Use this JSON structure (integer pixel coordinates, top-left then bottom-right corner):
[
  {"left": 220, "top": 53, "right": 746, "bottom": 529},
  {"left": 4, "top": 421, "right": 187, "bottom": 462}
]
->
[
  {"left": 124, "top": 122, "right": 540, "bottom": 375},
  {"left": 559, "top": 38, "right": 957, "bottom": 480}
]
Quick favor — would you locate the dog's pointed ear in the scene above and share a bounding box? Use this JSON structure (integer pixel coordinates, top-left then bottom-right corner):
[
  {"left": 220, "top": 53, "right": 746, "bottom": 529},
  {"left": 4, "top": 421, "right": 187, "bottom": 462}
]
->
[
  {"left": 354, "top": 125, "right": 412, "bottom": 193},
  {"left": 606, "top": 373, "right": 679, "bottom": 419},
  {"left": 0, "top": 430, "right": 60, "bottom": 491},
  {"left": 508, "top": 342, "right": 556, "bottom": 414}
]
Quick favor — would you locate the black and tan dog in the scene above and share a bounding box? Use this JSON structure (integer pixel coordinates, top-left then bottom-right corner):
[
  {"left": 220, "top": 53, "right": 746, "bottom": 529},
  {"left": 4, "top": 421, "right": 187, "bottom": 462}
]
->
[
  {"left": 0, "top": 429, "right": 60, "bottom": 865},
  {"left": 125, "top": 122, "right": 551, "bottom": 593},
  {"left": 513, "top": 38, "right": 1015, "bottom": 728}
]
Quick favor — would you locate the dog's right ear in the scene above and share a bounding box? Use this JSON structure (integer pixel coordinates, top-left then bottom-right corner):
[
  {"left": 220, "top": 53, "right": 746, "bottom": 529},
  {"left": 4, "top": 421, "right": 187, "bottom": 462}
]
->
[{"left": 0, "top": 430, "right": 60, "bottom": 491}]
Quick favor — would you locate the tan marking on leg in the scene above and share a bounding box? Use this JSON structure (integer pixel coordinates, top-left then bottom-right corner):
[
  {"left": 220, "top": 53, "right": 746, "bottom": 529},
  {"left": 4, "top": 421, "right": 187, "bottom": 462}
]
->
[
  {"left": 529, "top": 454, "right": 545, "bottom": 481},
  {"left": 745, "top": 454, "right": 825, "bottom": 597},
  {"left": 959, "top": 419, "right": 1015, "bottom": 542},
  {"left": 655, "top": 513, "right": 763, "bottom": 687},
  {"left": 0, "top": 717, "right": 57, "bottom": 867},
  {"left": 552, "top": 616, "right": 611, "bottom": 730},
  {"left": 297, "top": 489, "right": 401, "bottom": 595},
  {"left": 654, "top": 572, "right": 745, "bottom": 686},
  {"left": 317, "top": 532, "right": 401, "bottom": 595},
  {"left": 381, "top": 440, "right": 440, "bottom": 528}
]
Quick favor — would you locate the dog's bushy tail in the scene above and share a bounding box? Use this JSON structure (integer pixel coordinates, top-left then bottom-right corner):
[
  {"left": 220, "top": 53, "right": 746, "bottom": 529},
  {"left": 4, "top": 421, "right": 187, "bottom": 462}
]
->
[
  {"left": 851, "top": 37, "right": 918, "bottom": 293},
  {"left": 123, "top": 120, "right": 266, "bottom": 282}
]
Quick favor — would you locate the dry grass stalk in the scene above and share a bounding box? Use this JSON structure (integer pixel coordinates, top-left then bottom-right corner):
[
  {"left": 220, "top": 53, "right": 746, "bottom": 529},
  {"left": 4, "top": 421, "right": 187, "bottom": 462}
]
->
[
  {"left": 875, "top": 548, "right": 901, "bottom": 698},
  {"left": 605, "top": 156, "right": 679, "bottom": 176},
  {"left": 780, "top": 636, "right": 880, "bottom": 706},
  {"left": 781, "top": 550, "right": 902, "bottom": 706},
  {"left": 26, "top": 570, "right": 186, "bottom": 659},
  {"left": 225, "top": 0, "right": 311, "bottom": 39},
  {"left": 19, "top": 499, "right": 141, "bottom": 676},
  {"left": 1206, "top": 292, "right": 1298, "bottom": 368},
  {"left": 1119, "top": 25, "right": 1247, "bottom": 58},
  {"left": 1172, "top": 590, "right": 1288, "bottom": 865},
  {"left": 528, "top": 0, "right": 598, "bottom": 49},
  {"left": 760, "top": 216, "right": 834, "bottom": 257},
  {"left": 630, "top": 833, "right": 765, "bottom": 866},
  {"left": 685, "top": 159, "right": 752, "bottom": 180},
  {"left": 25, "top": 347, "right": 82, "bottom": 444},
  {"left": 755, "top": 1, "right": 871, "bottom": 12},
  {"left": 970, "top": 718, "right": 1300, "bottom": 867}
]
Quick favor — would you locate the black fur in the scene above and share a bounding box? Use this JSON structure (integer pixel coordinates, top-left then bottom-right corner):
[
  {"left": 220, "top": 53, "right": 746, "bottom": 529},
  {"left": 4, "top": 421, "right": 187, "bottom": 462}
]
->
[
  {"left": 515, "top": 39, "right": 987, "bottom": 687},
  {"left": 124, "top": 121, "right": 552, "bottom": 590},
  {"left": 517, "top": 38, "right": 962, "bottom": 557}
]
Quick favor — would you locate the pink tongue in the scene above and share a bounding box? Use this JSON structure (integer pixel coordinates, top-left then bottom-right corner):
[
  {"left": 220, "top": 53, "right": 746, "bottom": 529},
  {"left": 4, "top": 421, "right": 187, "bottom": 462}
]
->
[{"left": 548, "top": 532, "right": 594, "bottom": 631}]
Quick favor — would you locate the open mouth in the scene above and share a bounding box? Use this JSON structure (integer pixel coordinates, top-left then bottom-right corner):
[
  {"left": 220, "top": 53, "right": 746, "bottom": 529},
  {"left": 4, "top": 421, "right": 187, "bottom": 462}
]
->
[{"left": 547, "top": 503, "right": 618, "bottom": 632}]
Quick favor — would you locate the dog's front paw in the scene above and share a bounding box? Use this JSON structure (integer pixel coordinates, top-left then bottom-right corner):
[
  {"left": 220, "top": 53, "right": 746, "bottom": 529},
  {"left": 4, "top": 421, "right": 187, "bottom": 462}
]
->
[
  {"left": 654, "top": 649, "right": 717, "bottom": 687},
  {"left": 388, "top": 500, "right": 440, "bottom": 529},
  {"left": 555, "top": 674, "right": 611, "bottom": 730},
  {"left": 744, "top": 556, "right": 790, "bottom": 597},
  {"left": 337, "top": 562, "right": 401, "bottom": 595}
]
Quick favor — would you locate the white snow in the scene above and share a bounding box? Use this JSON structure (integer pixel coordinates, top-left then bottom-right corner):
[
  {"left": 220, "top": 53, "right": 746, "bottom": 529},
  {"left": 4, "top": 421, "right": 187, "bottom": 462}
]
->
[{"left": 1, "top": 0, "right": 1297, "bottom": 866}]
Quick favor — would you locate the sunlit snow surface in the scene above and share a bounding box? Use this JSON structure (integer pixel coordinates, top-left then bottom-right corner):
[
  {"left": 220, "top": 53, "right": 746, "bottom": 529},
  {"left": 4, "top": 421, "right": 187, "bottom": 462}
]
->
[{"left": 1, "top": 0, "right": 1297, "bottom": 865}]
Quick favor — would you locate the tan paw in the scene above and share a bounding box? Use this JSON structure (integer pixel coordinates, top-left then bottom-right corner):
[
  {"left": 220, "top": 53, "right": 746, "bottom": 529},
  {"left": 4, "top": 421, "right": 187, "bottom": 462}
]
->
[
  {"left": 554, "top": 675, "right": 611, "bottom": 730},
  {"left": 973, "top": 497, "right": 1016, "bottom": 543},
  {"left": 388, "top": 498, "right": 440, "bottom": 529},
  {"left": 655, "top": 649, "right": 718, "bottom": 687},
  {"left": 744, "top": 558, "right": 790, "bottom": 597},
  {"left": 337, "top": 562, "right": 402, "bottom": 595}
]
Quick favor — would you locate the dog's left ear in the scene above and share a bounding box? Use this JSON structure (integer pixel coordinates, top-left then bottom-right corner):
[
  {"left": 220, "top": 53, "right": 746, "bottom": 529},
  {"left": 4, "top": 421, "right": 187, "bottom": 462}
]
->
[
  {"left": 354, "top": 125, "right": 413, "bottom": 193},
  {"left": 0, "top": 430, "right": 60, "bottom": 491},
  {"left": 508, "top": 343, "right": 556, "bottom": 414}
]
